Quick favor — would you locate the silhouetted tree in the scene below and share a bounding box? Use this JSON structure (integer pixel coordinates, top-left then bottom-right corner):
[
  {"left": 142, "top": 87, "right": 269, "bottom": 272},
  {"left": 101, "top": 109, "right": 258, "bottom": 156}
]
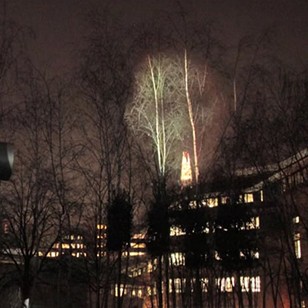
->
[
  {"left": 107, "top": 190, "right": 133, "bottom": 308},
  {"left": 76, "top": 10, "right": 134, "bottom": 308},
  {"left": 0, "top": 68, "right": 62, "bottom": 308}
]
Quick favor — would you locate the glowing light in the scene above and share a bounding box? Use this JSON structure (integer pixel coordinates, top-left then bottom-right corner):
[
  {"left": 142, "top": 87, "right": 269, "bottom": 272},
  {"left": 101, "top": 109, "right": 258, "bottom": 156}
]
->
[{"left": 180, "top": 151, "right": 192, "bottom": 186}]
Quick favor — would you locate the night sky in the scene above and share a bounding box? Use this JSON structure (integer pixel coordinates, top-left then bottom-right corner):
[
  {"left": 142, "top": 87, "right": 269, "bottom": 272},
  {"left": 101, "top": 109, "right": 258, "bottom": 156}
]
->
[{"left": 7, "top": 0, "right": 308, "bottom": 73}]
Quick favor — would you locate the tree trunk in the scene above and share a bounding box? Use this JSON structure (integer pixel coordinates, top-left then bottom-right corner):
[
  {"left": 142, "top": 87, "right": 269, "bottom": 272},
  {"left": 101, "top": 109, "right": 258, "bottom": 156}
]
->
[
  {"left": 117, "top": 250, "right": 122, "bottom": 308},
  {"left": 184, "top": 48, "right": 199, "bottom": 186},
  {"left": 158, "top": 255, "right": 163, "bottom": 308},
  {"left": 22, "top": 259, "right": 32, "bottom": 308}
]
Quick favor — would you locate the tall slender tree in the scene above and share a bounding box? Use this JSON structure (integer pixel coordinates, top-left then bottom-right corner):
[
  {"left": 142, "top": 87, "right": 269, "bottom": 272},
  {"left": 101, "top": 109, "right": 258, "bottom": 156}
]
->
[{"left": 76, "top": 10, "right": 134, "bottom": 308}]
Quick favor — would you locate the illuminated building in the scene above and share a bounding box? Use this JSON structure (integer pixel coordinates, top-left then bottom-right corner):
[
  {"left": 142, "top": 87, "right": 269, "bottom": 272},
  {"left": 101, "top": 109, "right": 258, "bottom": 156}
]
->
[
  {"left": 1, "top": 149, "right": 308, "bottom": 307},
  {"left": 143, "top": 148, "right": 308, "bottom": 308},
  {"left": 38, "top": 233, "right": 87, "bottom": 258},
  {"left": 180, "top": 151, "right": 192, "bottom": 187}
]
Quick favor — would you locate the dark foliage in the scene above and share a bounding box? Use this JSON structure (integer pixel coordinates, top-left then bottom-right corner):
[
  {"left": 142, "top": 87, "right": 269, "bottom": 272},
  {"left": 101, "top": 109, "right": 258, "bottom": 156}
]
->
[
  {"left": 215, "top": 201, "right": 258, "bottom": 271},
  {"left": 106, "top": 190, "right": 133, "bottom": 252},
  {"left": 147, "top": 201, "right": 170, "bottom": 257}
]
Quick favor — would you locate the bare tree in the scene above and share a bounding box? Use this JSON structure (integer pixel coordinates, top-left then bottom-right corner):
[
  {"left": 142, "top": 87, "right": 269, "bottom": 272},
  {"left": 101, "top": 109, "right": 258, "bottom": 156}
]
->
[
  {"left": 126, "top": 50, "right": 188, "bottom": 308},
  {"left": 126, "top": 53, "right": 185, "bottom": 184},
  {"left": 75, "top": 10, "right": 135, "bottom": 308},
  {"left": 165, "top": 1, "right": 225, "bottom": 186},
  {"left": 215, "top": 64, "right": 308, "bottom": 308},
  {"left": 0, "top": 72, "right": 60, "bottom": 308},
  {"left": 37, "top": 71, "right": 85, "bottom": 307}
]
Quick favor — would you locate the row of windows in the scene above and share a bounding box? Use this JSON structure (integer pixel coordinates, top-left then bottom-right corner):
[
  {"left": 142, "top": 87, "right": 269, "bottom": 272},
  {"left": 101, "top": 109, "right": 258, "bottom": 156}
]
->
[
  {"left": 169, "top": 276, "right": 261, "bottom": 293},
  {"left": 113, "top": 285, "right": 144, "bottom": 298},
  {"left": 53, "top": 243, "right": 85, "bottom": 249},
  {"left": 39, "top": 251, "right": 87, "bottom": 258},
  {"left": 113, "top": 276, "right": 261, "bottom": 298},
  {"left": 187, "top": 191, "right": 263, "bottom": 209},
  {"left": 216, "top": 276, "right": 261, "bottom": 293},
  {"left": 170, "top": 216, "right": 260, "bottom": 237},
  {"left": 122, "top": 251, "right": 145, "bottom": 257},
  {"left": 169, "top": 250, "right": 260, "bottom": 266},
  {"left": 64, "top": 234, "right": 83, "bottom": 240}
]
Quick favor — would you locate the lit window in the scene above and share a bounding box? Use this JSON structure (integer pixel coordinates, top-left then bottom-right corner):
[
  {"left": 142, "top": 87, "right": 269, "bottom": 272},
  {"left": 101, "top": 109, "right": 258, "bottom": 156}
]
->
[
  {"left": 170, "top": 226, "right": 185, "bottom": 236},
  {"left": 170, "top": 252, "right": 185, "bottom": 266},
  {"left": 97, "top": 224, "right": 107, "bottom": 230},
  {"left": 169, "top": 278, "right": 184, "bottom": 293},
  {"left": 240, "top": 250, "right": 259, "bottom": 259},
  {"left": 189, "top": 200, "right": 197, "bottom": 209},
  {"left": 214, "top": 251, "right": 221, "bottom": 260},
  {"left": 207, "top": 198, "right": 218, "bottom": 207},
  {"left": 115, "top": 284, "right": 127, "bottom": 297},
  {"left": 244, "top": 216, "right": 260, "bottom": 230},
  {"left": 131, "top": 242, "right": 146, "bottom": 249},
  {"left": 244, "top": 193, "right": 254, "bottom": 203},
  {"left": 221, "top": 196, "right": 228, "bottom": 204},
  {"left": 253, "top": 216, "right": 260, "bottom": 228},
  {"left": 137, "top": 288, "right": 143, "bottom": 298},
  {"left": 129, "top": 251, "right": 145, "bottom": 257},
  {"left": 240, "top": 276, "right": 261, "bottom": 292},
  {"left": 132, "top": 233, "right": 145, "bottom": 240},
  {"left": 201, "top": 227, "right": 210, "bottom": 234},
  {"left": 47, "top": 251, "right": 59, "bottom": 258},
  {"left": 216, "top": 277, "right": 235, "bottom": 292},
  {"left": 294, "top": 233, "right": 302, "bottom": 259},
  {"left": 260, "top": 190, "right": 264, "bottom": 202},
  {"left": 252, "top": 250, "right": 260, "bottom": 259},
  {"left": 147, "top": 262, "right": 153, "bottom": 273},
  {"left": 293, "top": 216, "right": 300, "bottom": 224},
  {"left": 146, "top": 286, "right": 153, "bottom": 296},
  {"left": 201, "top": 278, "right": 209, "bottom": 292}
]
